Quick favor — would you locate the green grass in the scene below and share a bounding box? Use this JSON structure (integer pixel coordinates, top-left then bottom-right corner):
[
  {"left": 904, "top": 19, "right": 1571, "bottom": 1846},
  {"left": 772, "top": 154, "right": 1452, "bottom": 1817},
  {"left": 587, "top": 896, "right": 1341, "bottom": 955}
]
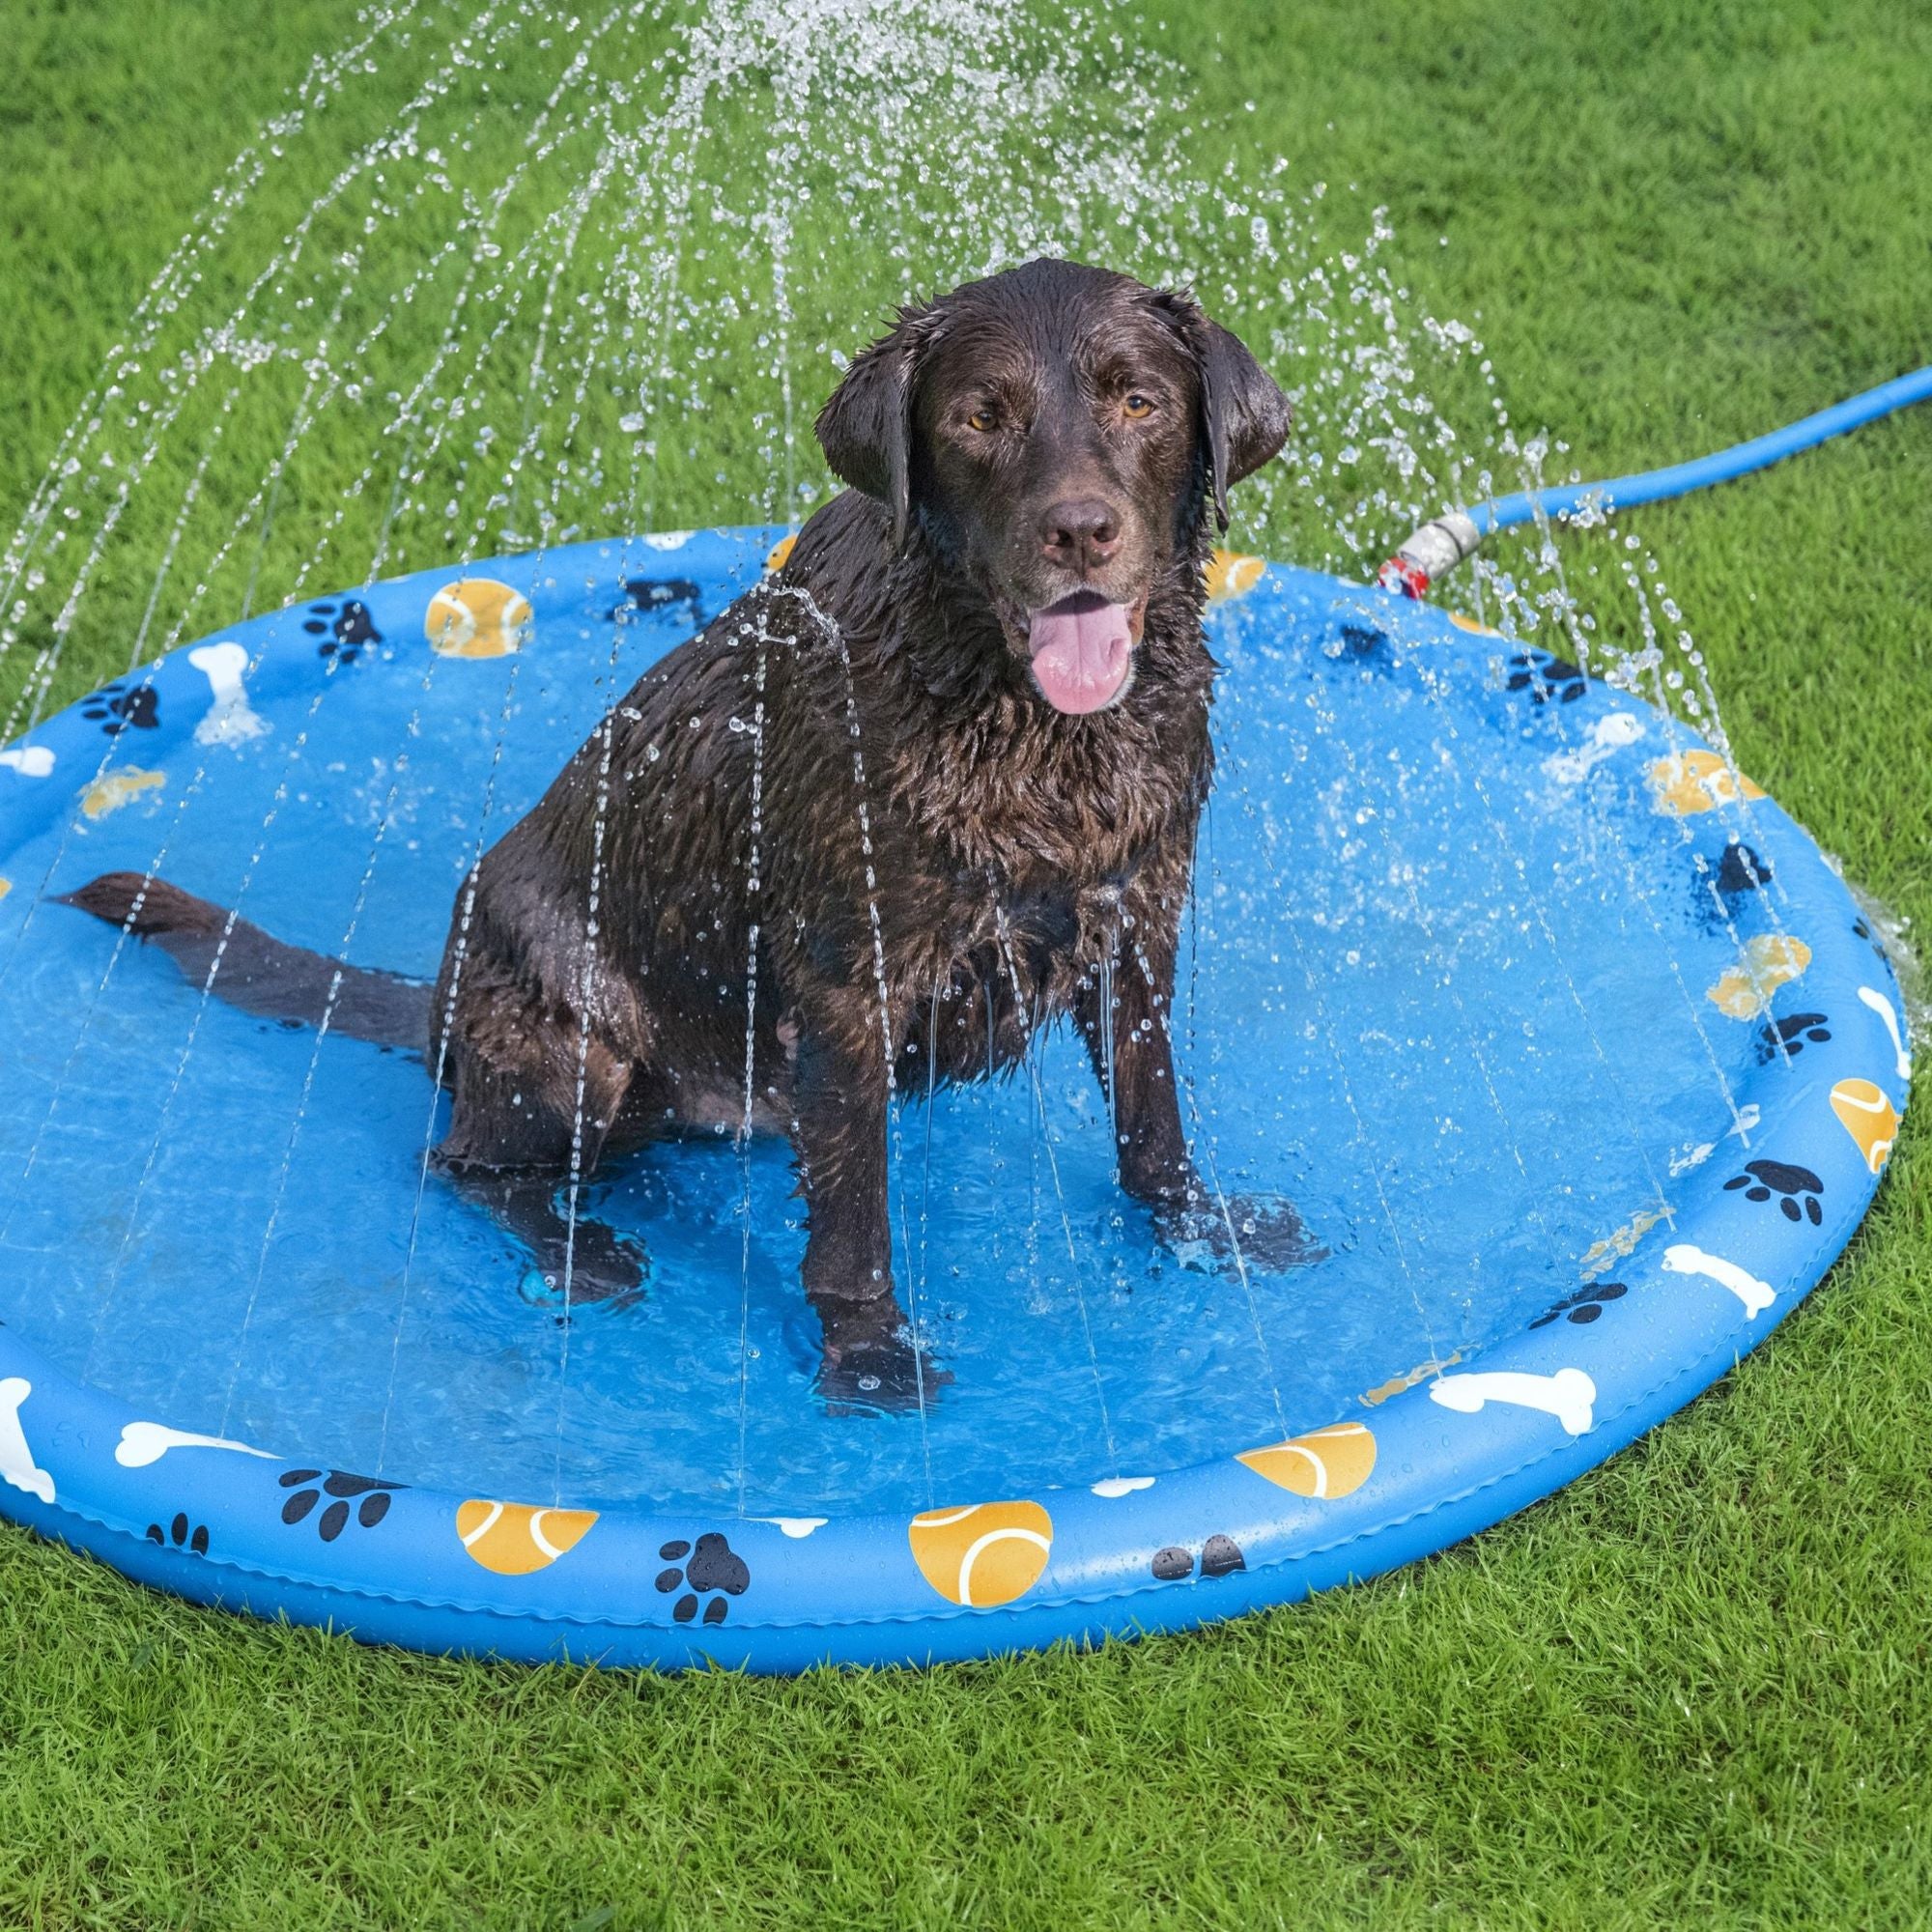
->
[{"left": 2, "top": 0, "right": 1930, "bottom": 1925}]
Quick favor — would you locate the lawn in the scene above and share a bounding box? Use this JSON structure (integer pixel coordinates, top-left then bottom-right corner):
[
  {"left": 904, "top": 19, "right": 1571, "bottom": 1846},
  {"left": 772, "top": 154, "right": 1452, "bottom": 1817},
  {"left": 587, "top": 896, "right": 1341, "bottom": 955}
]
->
[{"left": 2, "top": 1, "right": 1929, "bottom": 1926}]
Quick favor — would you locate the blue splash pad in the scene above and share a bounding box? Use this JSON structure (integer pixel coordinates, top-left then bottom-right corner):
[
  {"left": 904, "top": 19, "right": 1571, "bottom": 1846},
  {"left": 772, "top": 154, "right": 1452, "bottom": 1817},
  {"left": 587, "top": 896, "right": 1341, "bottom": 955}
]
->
[{"left": 0, "top": 527, "right": 1909, "bottom": 1669}]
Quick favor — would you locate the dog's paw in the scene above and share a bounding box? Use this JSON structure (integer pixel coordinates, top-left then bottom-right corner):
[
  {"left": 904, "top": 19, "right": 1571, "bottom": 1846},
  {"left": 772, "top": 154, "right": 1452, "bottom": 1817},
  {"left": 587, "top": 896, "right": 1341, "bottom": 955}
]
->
[
  {"left": 1155, "top": 1191, "right": 1328, "bottom": 1276},
  {"left": 517, "top": 1220, "right": 650, "bottom": 1309},
  {"left": 810, "top": 1293, "right": 949, "bottom": 1416}
]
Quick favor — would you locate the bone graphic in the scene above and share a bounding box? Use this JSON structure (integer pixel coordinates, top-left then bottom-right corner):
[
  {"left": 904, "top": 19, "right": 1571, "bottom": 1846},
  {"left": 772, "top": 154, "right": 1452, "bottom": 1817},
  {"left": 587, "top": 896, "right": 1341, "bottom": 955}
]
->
[
  {"left": 1543, "top": 711, "right": 1643, "bottom": 785},
  {"left": 115, "top": 1420, "right": 275, "bottom": 1469},
  {"left": 1430, "top": 1367, "right": 1597, "bottom": 1436},
  {"left": 1662, "top": 1242, "right": 1775, "bottom": 1318},
  {"left": 0, "top": 1378, "right": 55, "bottom": 1504},
  {"left": 186, "top": 641, "right": 269, "bottom": 747},
  {"left": 0, "top": 746, "right": 54, "bottom": 778},
  {"left": 1091, "top": 1475, "right": 1157, "bottom": 1498},
  {"left": 1857, "top": 985, "right": 1913, "bottom": 1083},
  {"left": 753, "top": 1516, "right": 828, "bottom": 1539}
]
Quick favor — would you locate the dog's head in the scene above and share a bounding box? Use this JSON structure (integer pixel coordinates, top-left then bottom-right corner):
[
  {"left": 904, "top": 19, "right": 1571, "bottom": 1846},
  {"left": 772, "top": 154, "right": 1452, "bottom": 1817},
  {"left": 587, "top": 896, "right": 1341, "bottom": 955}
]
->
[{"left": 814, "top": 258, "right": 1290, "bottom": 716}]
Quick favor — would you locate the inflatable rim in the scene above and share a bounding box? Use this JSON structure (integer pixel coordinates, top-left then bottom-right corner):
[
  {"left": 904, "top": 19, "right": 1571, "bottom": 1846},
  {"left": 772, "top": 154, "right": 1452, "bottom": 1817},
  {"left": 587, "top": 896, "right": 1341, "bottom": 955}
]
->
[{"left": 0, "top": 526, "right": 1911, "bottom": 1673}]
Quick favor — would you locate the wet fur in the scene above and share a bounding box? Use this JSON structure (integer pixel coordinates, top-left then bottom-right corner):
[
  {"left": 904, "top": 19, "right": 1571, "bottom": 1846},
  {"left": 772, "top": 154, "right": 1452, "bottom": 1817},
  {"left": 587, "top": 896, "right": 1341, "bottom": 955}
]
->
[{"left": 65, "top": 258, "right": 1294, "bottom": 1395}]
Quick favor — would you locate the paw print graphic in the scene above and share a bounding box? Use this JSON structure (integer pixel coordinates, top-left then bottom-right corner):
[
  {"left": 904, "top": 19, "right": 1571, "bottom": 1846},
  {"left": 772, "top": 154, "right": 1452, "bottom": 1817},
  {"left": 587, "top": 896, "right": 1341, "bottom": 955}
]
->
[
  {"left": 654, "top": 1532, "right": 750, "bottom": 1626},
  {"left": 301, "top": 599, "right": 383, "bottom": 665},
  {"left": 1150, "top": 1533, "right": 1246, "bottom": 1582},
  {"left": 1505, "top": 649, "right": 1586, "bottom": 704},
  {"left": 1756, "top": 1010, "right": 1832, "bottom": 1063},
  {"left": 1724, "top": 1158, "right": 1824, "bottom": 1226},
  {"left": 611, "top": 576, "right": 706, "bottom": 630},
  {"left": 145, "top": 1511, "right": 209, "bottom": 1556},
  {"left": 1716, "top": 843, "right": 1774, "bottom": 899},
  {"left": 1531, "top": 1281, "right": 1629, "bottom": 1328},
  {"left": 81, "top": 681, "right": 160, "bottom": 735},
  {"left": 1852, "top": 917, "right": 1892, "bottom": 969},
  {"left": 1333, "top": 623, "right": 1396, "bottom": 675},
  {"left": 277, "top": 1468, "right": 405, "bottom": 1542}
]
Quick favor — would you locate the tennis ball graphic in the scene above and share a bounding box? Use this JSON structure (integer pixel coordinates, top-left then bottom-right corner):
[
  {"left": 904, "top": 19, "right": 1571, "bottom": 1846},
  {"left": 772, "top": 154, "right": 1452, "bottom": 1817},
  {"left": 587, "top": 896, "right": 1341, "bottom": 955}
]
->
[
  {"left": 1829, "top": 1078, "right": 1899, "bottom": 1175},
  {"left": 764, "top": 533, "right": 798, "bottom": 574},
  {"left": 1707, "top": 934, "right": 1812, "bottom": 1020},
  {"left": 454, "top": 1498, "right": 598, "bottom": 1576},
  {"left": 1205, "top": 549, "right": 1264, "bottom": 603},
  {"left": 908, "top": 1500, "right": 1052, "bottom": 1607},
  {"left": 1647, "top": 749, "right": 1767, "bottom": 817},
  {"left": 424, "top": 579, "right": 534, "bottom": 659},
  {"left": 79, "top": 768, "right": 164, "bottom": 820},
  {"left": 1236, "top": 1421, "right": 1377, "bottom": 1500}
]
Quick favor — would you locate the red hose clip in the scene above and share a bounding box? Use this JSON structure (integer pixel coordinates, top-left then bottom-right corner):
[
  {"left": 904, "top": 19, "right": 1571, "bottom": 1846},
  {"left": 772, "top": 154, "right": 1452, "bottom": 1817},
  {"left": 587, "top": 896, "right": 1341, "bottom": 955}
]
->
[{"left": 1377, "top": 555, "right": 1432, "bottom": 599}]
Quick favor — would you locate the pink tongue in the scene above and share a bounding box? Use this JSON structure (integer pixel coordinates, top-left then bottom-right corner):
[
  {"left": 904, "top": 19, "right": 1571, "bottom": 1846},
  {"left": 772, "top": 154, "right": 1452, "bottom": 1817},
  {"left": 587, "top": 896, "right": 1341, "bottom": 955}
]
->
[{"left": 1027, "top": 597, "right": 1133, "bottom": 715}]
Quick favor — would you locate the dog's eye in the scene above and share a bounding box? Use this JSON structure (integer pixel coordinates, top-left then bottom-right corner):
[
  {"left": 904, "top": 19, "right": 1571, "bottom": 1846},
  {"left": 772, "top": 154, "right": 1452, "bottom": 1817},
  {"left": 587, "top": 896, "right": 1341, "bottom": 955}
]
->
[
  {"left": 1122, "top": 393, "right": 1155, "bottom": 420},
  {"left": 966, "top": 408, "right": 998, "bottom": 434}
]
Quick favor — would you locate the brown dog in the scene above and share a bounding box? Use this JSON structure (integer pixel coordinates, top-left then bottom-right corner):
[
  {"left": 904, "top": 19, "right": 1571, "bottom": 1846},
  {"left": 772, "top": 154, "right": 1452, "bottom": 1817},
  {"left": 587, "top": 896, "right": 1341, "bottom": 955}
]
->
[{"left": 66, "top": 258, "right": 1304, "bottom": 1405}]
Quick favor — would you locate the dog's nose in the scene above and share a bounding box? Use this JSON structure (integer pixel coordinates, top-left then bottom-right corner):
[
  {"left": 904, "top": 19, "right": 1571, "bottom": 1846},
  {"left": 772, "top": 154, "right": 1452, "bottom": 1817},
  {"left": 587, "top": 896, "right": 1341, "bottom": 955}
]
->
[{"left": 1038, "top": 497, "right": 1122, "bottom": 573}]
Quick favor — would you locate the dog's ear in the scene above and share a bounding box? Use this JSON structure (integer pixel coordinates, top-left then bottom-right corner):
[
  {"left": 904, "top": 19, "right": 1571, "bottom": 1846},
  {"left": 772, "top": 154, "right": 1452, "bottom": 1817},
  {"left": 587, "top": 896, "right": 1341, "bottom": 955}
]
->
[
  {"left": 814, "top": 303, "right": 934, "bottom": 547},
  {"left": 1157, "top": 290, "right": 1292, "bottom": 531}
]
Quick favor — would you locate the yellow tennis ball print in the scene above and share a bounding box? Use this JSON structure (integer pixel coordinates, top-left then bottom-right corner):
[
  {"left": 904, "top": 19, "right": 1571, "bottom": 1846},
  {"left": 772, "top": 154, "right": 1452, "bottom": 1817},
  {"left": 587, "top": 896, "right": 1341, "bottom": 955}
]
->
[
  {"left": 764, "top": 533, "right": 798, "bottom": 574},
  {"left": 1707, "top": 933, "right": 1811, "bottom": 1020},
  {"left": 1647, "top": 749, "right": 1767, "bottom": 816},
  {"left": 455, "top": 1498, "right": 598, "bottom": 1576},
  {"left": 1830, "top": 1078, "right": 1899, "bottom": 1174},
  {"left": 424, "top": 579, "right": 534, "bottom": 659},
  {"left": 908, "top": 1500, "right": 1052, "bottom": 1607},
  {"left": 79, "top": 768, "right": 165, "bottom": 820},
  {"left": 1236, "top": 1421, "right": 1377, "bottom": 1500},
  {"left": 1205, "top": 549, "right": 1264, "bottom": 603}
]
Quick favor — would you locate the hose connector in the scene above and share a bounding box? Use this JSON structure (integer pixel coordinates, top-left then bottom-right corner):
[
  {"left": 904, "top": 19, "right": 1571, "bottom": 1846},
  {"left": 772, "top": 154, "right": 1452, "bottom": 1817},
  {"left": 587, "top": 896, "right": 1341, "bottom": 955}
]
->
[{"left": 1376, "top": 510, "right": 1483, "bottom": 599}]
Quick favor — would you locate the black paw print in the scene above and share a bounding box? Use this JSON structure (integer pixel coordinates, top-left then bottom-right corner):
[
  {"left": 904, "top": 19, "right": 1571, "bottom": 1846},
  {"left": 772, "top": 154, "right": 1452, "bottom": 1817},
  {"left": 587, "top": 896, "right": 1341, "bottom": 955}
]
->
[
  {"left": 1724, "top": 1158, "right": 1824, "bottom": 1226},
  {"left": 81, "top": 681, "right": 160, "bottom": 735},
  {"left": 655, "top": 1532, "right": 750, "bottom": 1625},
  {"left": 1335, "top": 623, "right": 1396, "bottom": 675},
  {"left": 301, "top": 599, "right": 383, "bottom": 665},
  {"left": 1151, "top": 1533, "right": 1246, "bottom": 1582},
  {"left": 1716, "top": 842, "right": 1774, "bottom": 899},
  {"left": 277, "top": 1468, "right": 404, "bottom": 1541},
  {"left": 1757, "top": 1010, "right": 1832, "bottom": 1063},
  {"left": 1852, "top": 917, "right": 1893, "bottom": 969},
  {"left": 1531, "top": 1281, "right": 1629, "bottom": 1327},
  {"left": 1505, "top": 649, "right": 1586, "bottom": 704},
  {"left": 146, "top": 1511, "right": 209, "bottom": 1556},
  {"left": 612, "top": 577, "right": 706, "bottom": 630}
]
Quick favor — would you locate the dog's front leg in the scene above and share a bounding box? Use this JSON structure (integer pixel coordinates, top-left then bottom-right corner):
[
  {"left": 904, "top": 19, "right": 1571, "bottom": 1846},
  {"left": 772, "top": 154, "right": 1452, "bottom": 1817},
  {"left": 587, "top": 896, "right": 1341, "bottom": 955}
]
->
[
  {"left": 1085, "top": 896, "right": 1327, "bottom": 1275},
  {"left": 1077, "top": 904, "right": 1197, "bottom": 1209},
  {"left": 789, "top": 1021, "right": 927, "bottom": 1408}
]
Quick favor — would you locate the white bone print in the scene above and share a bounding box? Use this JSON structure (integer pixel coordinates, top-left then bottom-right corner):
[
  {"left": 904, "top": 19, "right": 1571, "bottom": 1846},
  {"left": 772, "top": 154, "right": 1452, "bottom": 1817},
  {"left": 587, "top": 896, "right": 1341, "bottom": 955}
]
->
[
  {"left": 1857, "top": 986, "right": 1913, "bottom": 1084},
  {"left": 1430, "top": 1367, "right": 1597, "bottom": 1436},
  {"left": 1662, "top": 1243, "right": 1775, "bottom": 1319},
  {"left": 1543, "top": 712, "right": 1643, "bottom": 785},
  {"left": 115, "top": 1420, "right": 275, "bottom": 1468},
  {"left": 0, "top": 1378, "right": 55, "bottom": 1504},
  {"left": 0, "top": 747, "right": 54, "bottom": 778},
  {"left": 187, "top": 642, "right": 269, "bottom": 746}
]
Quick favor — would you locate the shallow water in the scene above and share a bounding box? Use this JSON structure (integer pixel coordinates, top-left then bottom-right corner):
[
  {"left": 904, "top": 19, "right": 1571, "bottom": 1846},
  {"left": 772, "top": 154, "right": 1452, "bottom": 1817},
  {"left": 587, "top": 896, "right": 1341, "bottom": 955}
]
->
[{"left": 0, "top": 532, "right": 1786, "bottom": 1517}]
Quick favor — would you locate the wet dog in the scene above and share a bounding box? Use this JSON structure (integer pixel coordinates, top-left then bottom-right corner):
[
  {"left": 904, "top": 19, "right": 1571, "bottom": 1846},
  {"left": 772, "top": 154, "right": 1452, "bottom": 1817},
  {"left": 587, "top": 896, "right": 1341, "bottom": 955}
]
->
[{"left": 65, "top": 257, "right": 1306, "bottom": 1406}]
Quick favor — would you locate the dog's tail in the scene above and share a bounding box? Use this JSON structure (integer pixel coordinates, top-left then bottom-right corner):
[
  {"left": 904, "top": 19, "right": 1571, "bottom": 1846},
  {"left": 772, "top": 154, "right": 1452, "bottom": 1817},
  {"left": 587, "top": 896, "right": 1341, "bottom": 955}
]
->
[{"left": 59, "top": 870, "right": 433, "bottom": 1052}]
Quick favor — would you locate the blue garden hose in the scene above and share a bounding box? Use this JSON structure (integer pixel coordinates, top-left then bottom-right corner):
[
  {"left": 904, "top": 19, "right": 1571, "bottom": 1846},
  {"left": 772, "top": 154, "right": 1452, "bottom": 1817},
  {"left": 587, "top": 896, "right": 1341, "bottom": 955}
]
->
[{"left": 1378, "top": 363, "right": 1932, "bottom": 597}]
